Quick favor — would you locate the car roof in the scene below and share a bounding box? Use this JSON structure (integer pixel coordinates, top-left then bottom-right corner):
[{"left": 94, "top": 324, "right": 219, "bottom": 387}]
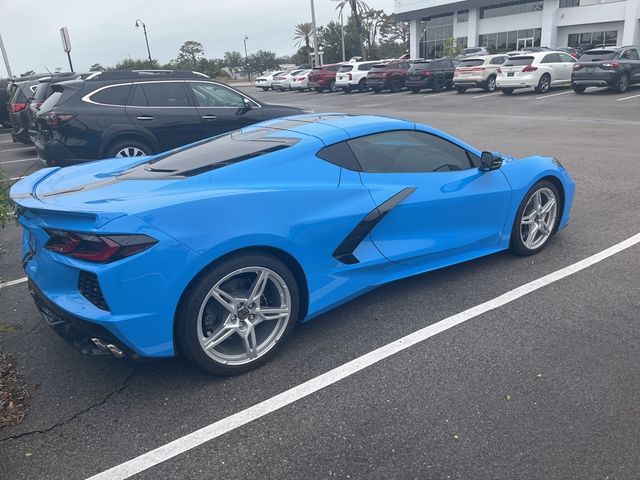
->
[{"left": 85, "top": 70, "right": 210, "bottom": 81}]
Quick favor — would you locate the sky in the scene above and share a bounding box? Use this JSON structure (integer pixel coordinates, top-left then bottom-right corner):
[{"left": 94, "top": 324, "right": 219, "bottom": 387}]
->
[{"left": 0, "top": 0, "right": 396, "bottom": 76}]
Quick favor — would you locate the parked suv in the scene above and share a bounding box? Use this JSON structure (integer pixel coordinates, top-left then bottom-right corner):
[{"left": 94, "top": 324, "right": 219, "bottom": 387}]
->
[
  {"left": 34, "top": 70, "right": 309, "bottom": 166},
  {"left": 307, "top": 64, "right": 343, "bottom": 92},
  {"left": 335, "top": 61, "right": 378, "bottom": 93},
  {"left": 8, "top": 74, "right": 50, "bottom": 143},
  {"left": 366, "top": 61, "right": 412, "bottom": 93},
  {"left": 462, "top": 47, "right": 489, "bottom": 57},
  {"left": 453, "top": 54, "right": 508, "bottom": 93},
  {"left": 0, "top": 79, "right": 11, "bottom": 127},
  {"left": 497, "top": 51, "right": 576, "bottom": 94},
  {"left": 406, "top": 58, "right": 458, "bottom": 93},
  {"left": 572, "top": 46, "right": 640, "bottom": 93}
]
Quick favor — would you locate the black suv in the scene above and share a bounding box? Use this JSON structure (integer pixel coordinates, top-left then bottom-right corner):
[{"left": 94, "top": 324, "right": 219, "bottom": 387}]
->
[
  {"left": 8, "top": 74, "right": 50, "bottom": 143},
  {"left": 572, "top": 46, "right": 640, "bottom": 93},
  {"left": 35, "top": 70, "right": 309, "bottom": 166},
  {"left": 1, "top": 79, "right": 11, "bottom": 127},
  {"left": 405, "top": 58, "right": 459, "bottom": 93}
]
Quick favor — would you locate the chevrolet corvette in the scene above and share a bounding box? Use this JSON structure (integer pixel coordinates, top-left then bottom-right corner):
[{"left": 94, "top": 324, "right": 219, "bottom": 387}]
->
[{"left": 10, "top": 114, "right": 575, "bottom": 374}]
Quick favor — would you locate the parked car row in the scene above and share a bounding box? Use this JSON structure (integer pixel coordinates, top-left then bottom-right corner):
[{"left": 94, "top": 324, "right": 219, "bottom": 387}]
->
[
  {"left": 4, "top": 70, "right": 309, "bottom": 166},
  {"left": 255, "top": 45, "right": 640, "bottom": 97}
]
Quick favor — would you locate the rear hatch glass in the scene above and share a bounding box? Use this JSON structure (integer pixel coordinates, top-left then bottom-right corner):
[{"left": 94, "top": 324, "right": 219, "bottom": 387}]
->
[
  {"left": 369, "top": 64, "right": 388, "bottom": 72},
  {"left": 338, "top": 65, "right": 353, "bottom": 72},
  {"left": 503, "top": 56, "right": 534, "bottom": 67},
  {"left": 458, "top": 59, "right": 485, "bottom": 68},
  {"left": 579, "top": 51, "right": 616, "bottom": 62},
  {"left": 408, "top": 62, "right": 430, "bottom": 73}
]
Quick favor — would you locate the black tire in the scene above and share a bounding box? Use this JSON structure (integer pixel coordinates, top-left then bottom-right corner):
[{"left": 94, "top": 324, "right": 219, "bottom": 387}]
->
[
  {"left": 502, "top": 88, "right": 514, "bottom": 95},
  {"left": 104, "top": 138, "right": 153, "bottom": 159},
  {"left": 390, "top": 78, "right": 402, "bottom": 93},
  {"left": 314, "top": 87, "right": 323, "bottom": 93},
  {"left": 176, "top": 253, "right": 300, "bottom": 375},
  {"left": 484, "top": 75, "right": 496, "bottom": 93},
  {"left": 261, "top": 87, "right": 269, "bottom": 91},
  {"left": 410, "top": 87, "right": 421, "bottom": 94},
  {"left": 616, "top": 73, "right": 629, "bottom": 93},
  {"left": 573, "top": 85, "right": 586, "bottom": 94},
  {"left": 433, "top": 77, "right": 445, "bottom": 93},
  {"left": 455, "top": 87, "right": 466, "bottom": 94},
  {"left": 373, "top": 87, "right": 382, "bottom": 94},
  {"left": 328, "top": 80, "right": 337, "bottom": 93},
  {"left": 535, "top": 74, "right": 551, "bottom": 94},
  {"left": 357, "top": 79, "right": 368, "bottom": 93},
  {"left": 343, "top": 86, "right": 352, "bottom": 94},
  {"left": 510, "top": 180, "right": 561, "bottom": 257},
  {"left": 0, "top": 121, "right": 11, "bottom": 128}
]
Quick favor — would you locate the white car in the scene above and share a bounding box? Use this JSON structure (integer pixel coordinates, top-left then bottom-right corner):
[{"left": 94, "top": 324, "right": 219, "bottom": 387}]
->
[
  {"left": 289, "top": 69, "right": 312, "bottom": 91},
  {"left": 272, "top": 69, "right": 306, "bottom": 91},
  {"left": 254, "top": 71, "right": 285, "bottom": 91},
  {"left": 497, "top": 51, "right": 577, "bottom": 94},
  {"left": 335, "top": 61, "right": 379, "bottom": 93}
]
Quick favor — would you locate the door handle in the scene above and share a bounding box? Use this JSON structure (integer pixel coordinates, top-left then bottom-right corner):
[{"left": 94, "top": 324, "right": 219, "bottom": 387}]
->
[
  {"left": 136, "top": 115, "right": 154, "bottom": 121},
  {"left": 201, "top": 115, "right": 217, "bottom": 120}
]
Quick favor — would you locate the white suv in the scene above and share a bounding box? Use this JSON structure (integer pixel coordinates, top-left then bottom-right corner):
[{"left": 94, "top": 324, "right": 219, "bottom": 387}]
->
[
  {"left": 335, "top": 61, "right": 379, "bottom": 93},
  {"left": 496, "top": 51, "right": 576, "bottom": 94}
]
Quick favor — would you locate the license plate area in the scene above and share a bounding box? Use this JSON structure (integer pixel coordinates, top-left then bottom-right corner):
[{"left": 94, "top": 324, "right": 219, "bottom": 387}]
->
[{"left": 507, "top": 72, "right": 515, "bottom": 77}]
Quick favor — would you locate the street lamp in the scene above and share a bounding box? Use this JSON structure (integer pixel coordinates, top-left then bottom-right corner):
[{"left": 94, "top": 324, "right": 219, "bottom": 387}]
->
[
  {"left": 310, "top": 0, "right": 320, "bottom": 66},
  {"left": 243, "top": 35, "right": 250, "bottom": 82},
  {"left": 134, "top": 19, "right": 153, "bottom": 66}
]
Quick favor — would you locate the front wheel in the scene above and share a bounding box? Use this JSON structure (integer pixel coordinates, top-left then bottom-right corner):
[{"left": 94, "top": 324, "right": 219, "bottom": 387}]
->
[
  {"left": 373, "top": 87, "right": 382, "bottom": 94},
  {"left": 410, "top": 87, "right": 420, "bottom": 94},
  {"left": 176, "top": 253, "right": 299, "bottom": 375},
  {"left": 501, "top": 88, "right": 514, "bottom": 95},
  {"left": 314, "top": 87, "right": 323, "bottom": 93},
  {"left": 456, "top": 87, "right": 466, "bottom": 94},
  {"left": 261, "top": 87, "right": 269, "bottom": 91},
  {"left": 510, "top": 181, "right": 561, "bottom": 256}
]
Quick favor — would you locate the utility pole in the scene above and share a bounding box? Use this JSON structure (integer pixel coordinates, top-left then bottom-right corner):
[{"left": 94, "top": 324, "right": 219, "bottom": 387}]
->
[
  {"left": 340, "top": 12, "right": 346, "bottom": 62},
  {"left": 0, "top": 32, "right": 12, "bottom": 77},
  {"left": 310, "top": 0, "right": 320, "bottom": 66},
  {"left": 243, "top": 35, "right": 250, "bottom": 82},
  {"left": 135, "top": 20, "right": 153, "bottom": 65}
]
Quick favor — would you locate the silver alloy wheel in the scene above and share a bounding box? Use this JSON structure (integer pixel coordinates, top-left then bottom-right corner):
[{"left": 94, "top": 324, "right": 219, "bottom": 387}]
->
[
  {"left": 197, "top": 266, "right": 291, "bottom": 366},
  {"left": 520, "top": 187, "right": 558, "bottom": 250},
  {"left": 539, "top": 75, "right": 550, "bottom": 93},
  {"left": 115, "top": 146, "right": 147, "bottom": 158},
  {"left": 487, "top": 77, "right": 496, "bottom": 91},
  {"left": 619, "top": 74, "right": 628, "bottom": 92}
]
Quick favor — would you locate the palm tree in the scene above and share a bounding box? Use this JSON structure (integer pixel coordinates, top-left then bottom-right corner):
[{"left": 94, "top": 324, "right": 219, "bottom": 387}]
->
[
  {"left": 334, "top": 0, "right": 369, "bottom": 60},
  {"left": 294, "top": 22, "right": 315, "bottom": 65}
]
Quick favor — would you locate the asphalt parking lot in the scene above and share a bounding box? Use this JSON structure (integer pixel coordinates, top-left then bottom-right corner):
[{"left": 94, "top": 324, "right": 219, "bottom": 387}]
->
[{"left": 1, "top": 84, "right": 639, "bottom": 479}]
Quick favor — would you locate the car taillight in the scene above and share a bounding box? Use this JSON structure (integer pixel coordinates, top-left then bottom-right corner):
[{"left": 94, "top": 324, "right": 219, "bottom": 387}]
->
[
  {"left": 573, "top": 63, "right": 583, "bottom": 70},
  {"left": 297, "top": 77, "right": 305, "bottom": 81},
  {"left": 471, "top": 67, "right": 486, "bottom": 72},
  {"left": 522, "top": 65, "right": 537, "bottom": 73},
  {"left": 497, "top": 67, "right": 502, "bottom": 74},
  {"left": 39, "top": 112, "right": 76, "bottom": 127},
  {"left": 601, "top": 61, "right": 620, "bottom": 69},
  {"left": 571, "top": 53, "right": 578, "bottom": 59},
  {"left": 9, "top": 102, "right": 27, "bottom": 113},
  {"left": 44, "top": 230, "right": 157, "bottom": 263},
  {"left": 347, "top": 73, "right": 352, "bottom": 80}
]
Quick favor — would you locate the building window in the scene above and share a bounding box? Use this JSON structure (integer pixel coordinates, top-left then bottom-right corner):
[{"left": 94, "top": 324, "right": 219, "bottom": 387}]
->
[
  {"left": 480, "top": 0, "right": 544, "bottom": 19},
  {"left": 420, "top": 13, "right": 454, "bottom": 59},
  {"left": 457, "top": 37, "right": 468, "bottom": 50},
  {"left": 478, "top": 28, "right": 542, "bottom": 53},
  {"left": 560, "top": 0, "right": 623, "bottom": 6},
  {"left": 457, "top": 10, "right": 469, "bottom": 22},
  {"left": 567, "top": 30, "right": 617, "bottom": 49}
]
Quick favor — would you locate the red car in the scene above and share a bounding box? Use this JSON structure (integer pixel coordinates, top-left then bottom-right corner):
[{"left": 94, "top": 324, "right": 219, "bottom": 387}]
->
[
  {"left": 366, "top": 60, "right": 413, "bottom": 93},
  {"left": 307, "top": 64, "right": 343, "bottom": 93}
]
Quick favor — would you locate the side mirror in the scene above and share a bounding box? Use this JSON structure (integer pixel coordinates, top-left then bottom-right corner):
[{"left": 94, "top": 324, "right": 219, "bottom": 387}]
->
[
  {"left": 242, "top": 97, "right": 253, "bottom": 111},
  {"left": 480, "top": 151, "right": 503, "bottom": 171}
]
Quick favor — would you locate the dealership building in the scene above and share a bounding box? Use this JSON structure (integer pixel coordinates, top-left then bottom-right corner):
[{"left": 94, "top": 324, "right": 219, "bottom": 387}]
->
[{"left": 394, "top": 0, "right": 640, "bottom": 58}]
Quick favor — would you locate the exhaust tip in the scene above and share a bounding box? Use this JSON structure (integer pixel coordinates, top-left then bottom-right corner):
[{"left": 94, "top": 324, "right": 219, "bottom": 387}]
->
[{"left": 91, "top": 337, "right": 125, "bottom": 358}]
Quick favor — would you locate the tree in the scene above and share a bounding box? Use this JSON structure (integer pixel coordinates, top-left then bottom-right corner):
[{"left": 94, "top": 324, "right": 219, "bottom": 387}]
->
[
  {"left": 293, "top": 22, "right": 314, "bottom": 65},
  {"left": 333, "top": 0, "right": 370, "bottom": 60},
  {"left": 112, "top": 58, "right": 160, "bottom": 70},
  {"left": 248, "top": 50, "right": 279, "bottom": 75},
  {"left": 89, "top": 63, "right": 105, "bottom": 72},
  {"left": 177, "top": 40, "right": 205, "bottom": 68},
  {"left": 361, "top": 9, "right": 387, "bottom": 59},
  {"left": 20, "top": 70, "right": 36, "bottom": 77},
  {"left": 442, "top": 38, "right": 463, "bottom": 58},
  {"left": 318, "top": 20, "right": 359, "bottom": 64},
  {"left": 223, "top": 51, "right": 244, "bottom": 76},
  {"left": 0, "top": 171, "right": 11, "bottom": 228}
]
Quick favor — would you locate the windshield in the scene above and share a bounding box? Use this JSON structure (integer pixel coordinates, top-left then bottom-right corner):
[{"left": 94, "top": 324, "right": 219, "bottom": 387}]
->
[
  {"left": 338, "top": 65, "right": 354, "bottom": 72},
  {"left": 459, "top": 59, "right": 484, "bottom": 67},
  {"left": 579, "top": 51, "right": 617, "bottom": 62},
  {"left": 463, "top": 48, "right": 482, "bottom": 54},
  {"left": 119, "top": 128, "right": 300, "bottom": 179}
]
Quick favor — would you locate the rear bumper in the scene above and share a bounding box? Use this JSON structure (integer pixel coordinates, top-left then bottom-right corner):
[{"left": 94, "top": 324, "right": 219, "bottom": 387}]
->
[
  {"left": 36, "top": 138, "right": 87, "bottom": 167},
  {"left": 453, "top": 76, "right": 486, "bottom": 88},
  {"left": 571, "top": 73, "right": 617, "bottom": 88},
  {"left": 11, "top": 126, "right": 31, "bottom": 144},
  {"left": 308, "top": 80, "right": 329, "bottom": 89},
  {"left": 367, "top": 79, "right": 389, "bottom": 89},
  {"left": 496, "top": 76, "right": 537, "bottom": 89},
  {"left": 405, "top": 79, "right": 434, "bottom": 89}
]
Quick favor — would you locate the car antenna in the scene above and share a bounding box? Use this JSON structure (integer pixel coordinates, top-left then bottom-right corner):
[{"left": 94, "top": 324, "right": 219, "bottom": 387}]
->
[{"left": 43, "top": 66, "right": 53, "bottom": 75}]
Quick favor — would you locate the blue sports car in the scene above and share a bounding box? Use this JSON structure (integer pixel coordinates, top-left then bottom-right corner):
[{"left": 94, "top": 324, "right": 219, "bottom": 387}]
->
[{"left": 10, "top": 114, "right": 575, "bottom": 374}]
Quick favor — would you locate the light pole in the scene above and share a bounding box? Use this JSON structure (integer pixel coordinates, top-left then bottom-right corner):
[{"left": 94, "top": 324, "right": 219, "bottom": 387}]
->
[
  {"left": 0, "top": 32, "right": 13, "bottom": 77},
  {"left": 340, "top": 12, "right": 346, "bottom": 62},
  {"left": 310, "top": 0, "right": 320, "bottom": 66},
  {"left": 243, "top": 35, "right": 250, "bottom": 82},
  {"left": 134, "top": 19, "right": 152, "bottom": 66}
]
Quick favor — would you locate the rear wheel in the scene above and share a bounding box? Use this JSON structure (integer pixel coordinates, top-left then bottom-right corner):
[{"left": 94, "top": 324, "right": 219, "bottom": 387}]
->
[
  {"left": 314, "top": 87, "right": 323, "bottom": 93},
  {"left": 456, "top": 87, "right": 466, "bottom": 94},
  {"left": 261, "top": 87, "right": 269, "bottom": 91},
  {"left": 510, "top": 180, "right": 560, "bottom": 256},
  {"left": 105, "top": 138, "right": 152, "bottom": 159},
  {"left": 502, "top": 88, "right": 514, "bottom": 95},
  {"left": 485, "top": 75, "right": 496, "bottom": 92},
  {"left": 373, "top": 87, "right": 382, "bottom": 94},
  {"left": 616, "top": 73, "right": 629, "bottom": 93},
  {"left": 410, "top": 87, "right": 420, "bottom": 94},
  {"left": 573, "top": 85, "right": 586, "bottom": 94},
  {"left": 343, "top": 85, "right": 352, "bottom": 93},
  {"left": 433, "top": 77, "right": 446, "bottom": 93},
  {"left": 328, "top": 80, "right": 337, "bottom": 93},
  {"left": 390, "top": 78, "right": 403, "bottom": 93},
  {"left": 176, "top": 253, "right": 299, "bottom": 375},
  {"left": 535, "top": 74, "right": 551, "bottom": 94},
  {"left": 357, "top": 79, "right": 368, "bottom": 93}
]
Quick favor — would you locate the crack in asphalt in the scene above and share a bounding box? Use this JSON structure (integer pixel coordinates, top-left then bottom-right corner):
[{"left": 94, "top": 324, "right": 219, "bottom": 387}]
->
[{"left": 0, "top": 363, "right": 139, "bottom": 444}]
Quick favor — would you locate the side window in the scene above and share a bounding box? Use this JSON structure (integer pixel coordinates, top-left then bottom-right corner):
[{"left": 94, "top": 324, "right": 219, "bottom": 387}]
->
[
  {"left": 347, "top": 130, "right": 473, "bottom": 173},
  {"left": 620, "top": 49, "right": 639, "bottom": 60},
  {"left": 358, "top": 63, "right": 374, "bottom": 71},
  {"left": 490, "top": 56, "right": 506, "bottom": 65},
  {"left": 90, "top": 84, "right": 131, "bottom": 106},
  {"left": 188, "top": 82, "right": 245, "bottom": 108},
  {"left": 140, "top": 82, "right": 190, "bottom": 107},
  {"left": 128, "top": 85, "right": 148, "bottom": 106},
  {"left": 328, "top": 65, "right": 341, "bottom": 72},
  {"left": 401, "top": 62, "right": 411, "bottom": 70},
  {"left": 387, "top": 63, "right": 398, "bottom": 70},
  {"left": 541, "top": 53, "right": 560, "bottom": 63},
  {"left": 559, "top": 53, "right": 576, "bottom": 63}
]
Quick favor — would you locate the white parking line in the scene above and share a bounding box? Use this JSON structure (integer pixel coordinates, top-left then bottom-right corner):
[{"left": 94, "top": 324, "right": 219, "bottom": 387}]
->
[
  {"left": 616, "top": 93, "right": 640, "bottom": 102},
  {"left": 536, "top": 91, "right": 574, "bottom": 100},
  {"left": 0, "top": 146, "right": 35, "bottom": 154},
  {"left": 0, "top": 277, "right": 28, "bottom": 289},
  {"left": 0, "top": 157, "right": 40, "bottom": 165},
  {"left": 86, "top": 232, "right": 640, "bottom": 480},
  {"left": 472, "top": 92, "right": 502, "bottom": 99},
  {"left": 0, "top": 140, "right": 14, "bottom": 143}
]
